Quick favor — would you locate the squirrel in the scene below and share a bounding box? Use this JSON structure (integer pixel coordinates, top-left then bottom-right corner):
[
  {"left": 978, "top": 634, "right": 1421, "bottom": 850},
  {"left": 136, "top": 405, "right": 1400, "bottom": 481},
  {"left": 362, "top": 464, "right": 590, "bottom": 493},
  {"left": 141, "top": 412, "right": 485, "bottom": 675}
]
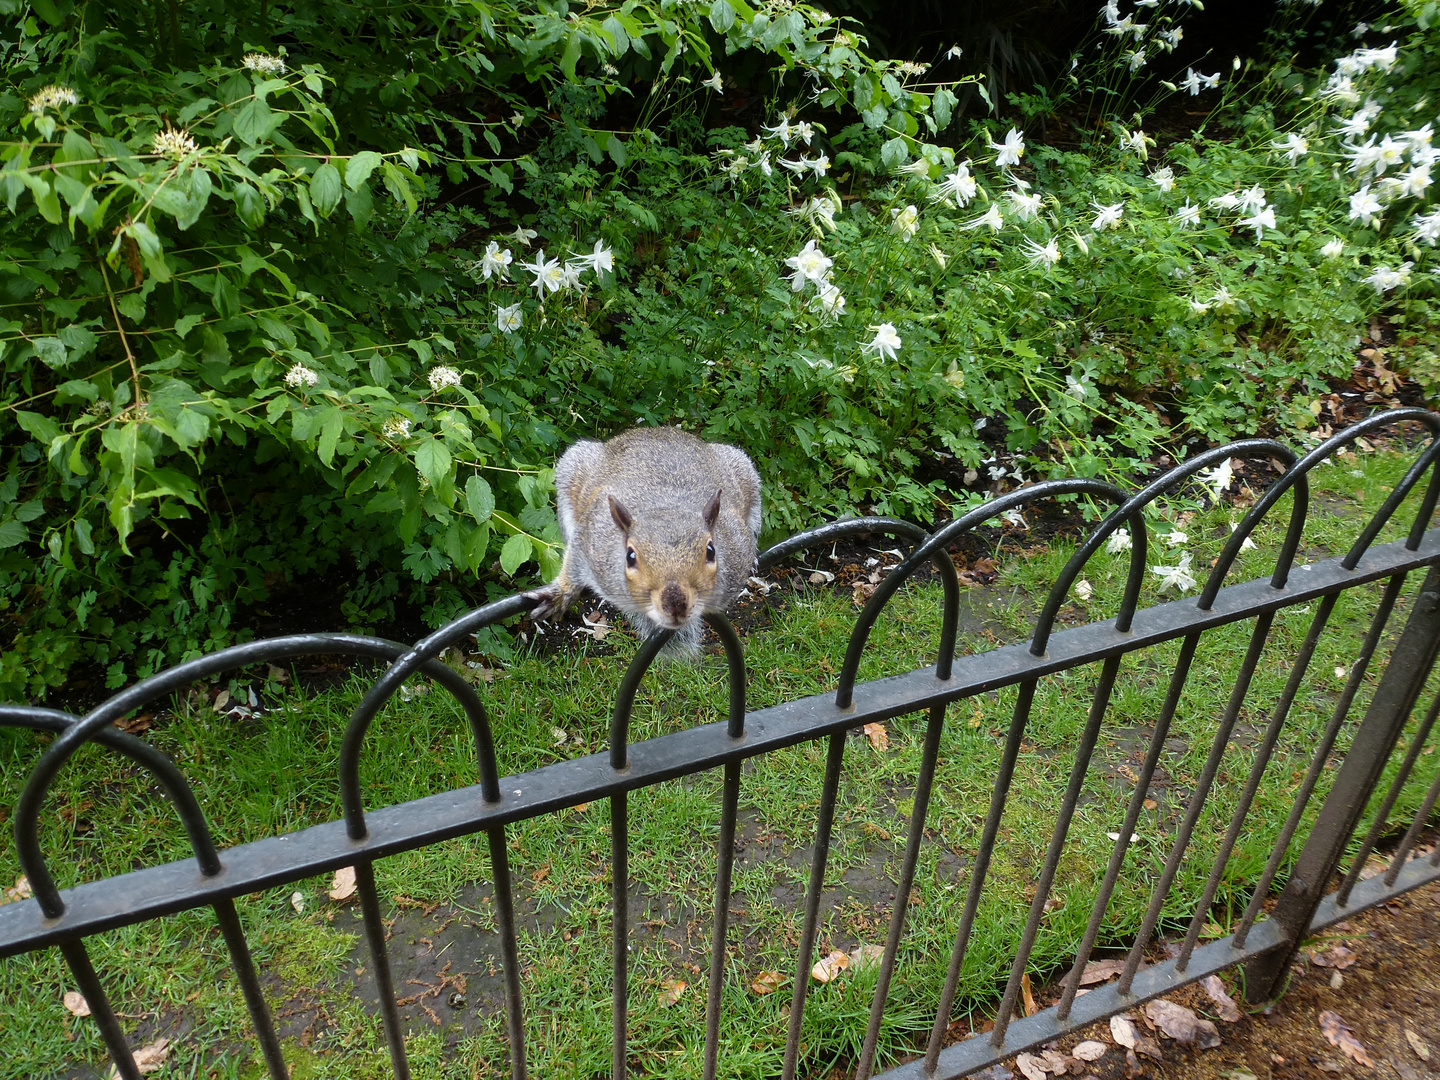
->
[{"left": 527, "top": 427, "right": 762, "bottom": 651}]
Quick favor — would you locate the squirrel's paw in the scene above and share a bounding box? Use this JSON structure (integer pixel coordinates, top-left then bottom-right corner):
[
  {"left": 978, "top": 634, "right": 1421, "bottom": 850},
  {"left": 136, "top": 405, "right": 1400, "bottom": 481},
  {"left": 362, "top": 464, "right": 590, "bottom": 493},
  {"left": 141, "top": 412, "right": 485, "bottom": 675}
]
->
[{"left": 524, "top": 584, "right": 569, "bottom": 622}]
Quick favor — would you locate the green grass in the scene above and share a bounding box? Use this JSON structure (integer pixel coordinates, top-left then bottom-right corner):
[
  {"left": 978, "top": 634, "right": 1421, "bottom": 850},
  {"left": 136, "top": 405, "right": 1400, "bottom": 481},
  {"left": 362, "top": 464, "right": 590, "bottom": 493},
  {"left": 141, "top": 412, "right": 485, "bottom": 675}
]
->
[{"left": 2, "top": 447, "right": 1438, "bottom": 1080}]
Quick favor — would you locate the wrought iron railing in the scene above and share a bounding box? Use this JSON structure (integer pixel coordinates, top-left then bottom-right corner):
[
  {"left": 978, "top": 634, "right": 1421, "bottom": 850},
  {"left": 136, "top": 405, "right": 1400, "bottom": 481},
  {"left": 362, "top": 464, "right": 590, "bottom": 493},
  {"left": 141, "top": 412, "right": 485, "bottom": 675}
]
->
[{"left": 4, "top": 408, "right": 1440, "bottom": 1080}]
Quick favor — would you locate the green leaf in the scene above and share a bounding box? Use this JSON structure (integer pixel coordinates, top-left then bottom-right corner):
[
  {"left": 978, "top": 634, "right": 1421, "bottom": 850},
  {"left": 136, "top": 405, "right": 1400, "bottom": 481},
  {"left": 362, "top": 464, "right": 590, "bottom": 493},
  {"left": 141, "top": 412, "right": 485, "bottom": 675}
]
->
[
  {"left": 465, "top": 474, "right": 495, "bottom": 523},
  {"left": 602, "top": 15, "right": 629, "bottom": 54},
  {"left": 414, "top": 438, "right": 452, "bottom": 490},
  {"left": 345, "top": 151, "right": 383, "bottom": 191},
  {"left": 232, "top": 98, "right": 276, "bottom": 146},
  {"left": 32, "top": 336, "right": 68, "bottom": 369},
  {"left": 317, "top": 407, "right": 345, "bottom": 466},
  {"left": 174, "top": 406, "right": 210, "bottom": 449},
  {"left": 880, "top": 137, "right": 908, "bottom": 168},
  {"left": 499, "top": 531, "right": 532, "bottom": 576},
  {"left": 345, "top": 184, "right": 373, "bottom": 228},
  {"left": 464, "top": 521, "right": 491, "bottom": 572},
  {"left": 310, "top": 162, "right": 342, "bottom": 216},
  {"left": 175, "top": 313, "right": 203, "bottom": 339},
  {"left": 607, "top": 134, "right": 628, "bottom": 168},
  {"left": 233, "top": 183, "right": 265, "bottom": 228},
  {"left": 55, "top": 379, "right": 99, "bottom": 402},
  {"left": 16, "top": 410, "right": 61, "bottom": 445},
  {"left": 932, "top": 87, "right": 956, "bottom": 130},
  {"left": 26, "top": 175, "right": 62, "bottom": 224},
  {"left": 708, "top": 0, "right": 737, "bottom": 32},
  {"left": 0, "top": 519, "right": 26, "bottom": 549},
  {"left": 73, "top": 517, "right": 94, "bottom": 556}
]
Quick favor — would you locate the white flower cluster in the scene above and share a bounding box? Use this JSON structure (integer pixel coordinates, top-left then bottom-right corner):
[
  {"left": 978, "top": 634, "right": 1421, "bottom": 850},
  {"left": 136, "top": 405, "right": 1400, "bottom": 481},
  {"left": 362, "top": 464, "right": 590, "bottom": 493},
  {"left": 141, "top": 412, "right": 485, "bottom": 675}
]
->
[
  {"left": 382, "top": 415, "right": 413, "bottom": 440},
  {"left": 1363, "top": 262, "right": 1412, "bottom": 294},
  {"left": 1180, "top": 68, "right": 1222, "bottom": 95},
  {"left": 786, "top": 191, "right": 841, "bottom": 233},
  {"left": 427, "top": 365, "right": 463, "bottom": 392},
  {"left": 285, "top": 364, "right": 318, "bottom": 389},
  {"left": 715, "top": 116, "right": 828, "bottom": 180},
  {"left": 784, "top": 240, "right": 845, "bottom": 320},
  {"left": 1208, "top": 185, "right": 1277, "bottom": 240},
  {"left": 28, "top": 85, "right": 79, "bottom": 113},
  {"left": 152, "top": 126, "right": 198, "bottom": 160},
  {"left": 243, "top": 52, "right": 287, "bottom": 75},
  {"left": 516, "top": 241, "right": 613, "bottom": 299}
]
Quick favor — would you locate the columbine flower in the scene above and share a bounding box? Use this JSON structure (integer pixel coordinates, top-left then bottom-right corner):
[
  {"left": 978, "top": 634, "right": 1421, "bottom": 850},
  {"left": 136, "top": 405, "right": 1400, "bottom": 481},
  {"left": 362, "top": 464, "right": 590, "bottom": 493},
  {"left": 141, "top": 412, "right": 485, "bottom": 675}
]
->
[
  {"left": 1398, "top": 165, "right": 1433, "bottom": 199},
  {"left": 496, "top": 302, "right": 523, "bottom": 333},
  {"left": 510, "top": 226, "right": 538, "bottom": 247},
  {"left": 1150, "top": 167, "right": 1175, "bottom": 192},
  {"left": 1188, "top": 299, "right": 1210, "bottom": 315},
  {"left": 1238, "top": 204, "right": 1277, "bottom": 240},
  {"left": 795, "top": 121, "right": 815, "bottom": 146},
  {"left": 928, "top": 243, "right": 948, "bottom": 269},
  {"left": 1198, "top": 458, "right": 1234, "bottom": 499},
  {"left": 1103, "top": 14, "right": 1137, "bottom": 36},
  {"left": 861, "top": 323, "right": 902, "bottom": 361},
  {"left": 1237, "top": 185, "right": 1267, "bottom": 214},
  {"left": 1174, "top": 201, "right": 1202, "bottom": 228},
  {"left": 946, "top": 44, "right": 964, "bottom": 59},
  {"left": 1125, "top": 49, "right": 1146, "bottom": 73},
  {"left": 1065, "top": 374, "right": 1086, "bottom": 400},
  {"left": 754, "top": 152, "right": 774, "bottom": 177},
  {"left": 1272, "top": 133, "right": 1309, "bottom": 162},
  {"left": 28, "top": 85, "right": 79, "bottom": 113},
  {"left": 762, "top": 117, "right": 794, "bottom": 146},
  {"left": 284, "top": 364, "right": 318, "bottom": 389},
  {"left": 574, "top": 240, "right": 614, "bottom": 275},
  {"left": 382, "top": 415, "right": 412, "bottom": 439},
  {"left": 1181, "top": 68, "right": 1219, "bottom": 95},
  {"left": 1106, "top": 528, "right": 1132, "bottom": 554},
  {"left": 152, "top": 126, "right": 198, "bottom": 159},
  {"left": 1324, "top": 73, "right": 1361, "bottom": 106},
  {"left": 1229, "top": 521, "right": 1257, "bottom": 551},
  {"left": 1163, "top": 530, "right": 1188, "bottom": 548},
  {"left": 779, "top": 157, "right": 809, "bottom": 176},
  {"left": 1349, "top": 185, "right": 1383, "bottom": 227},
  {"left": 1006, "top": 189, "right": 1043, "bottom": 220},
  {"left": 702, "top": 71, "right": 724, "bottom": 92},
  {"left": 989, "top": 128, "right": 1025, "bottom": 167},
  {"left": 1210, "top": 192, "right": 1242, "bottom": 211},
  {"left": 1022, "top": 236, "right": 1061, "bottom": 269},
  {"left": 961, "top": 204, "right": 1004, "bottom": 232},
  {"left": 788, "top": 193, "right": 839, "bottom": 232},
  {"left": 1211, "top": 285, "right": 1237, "bottom": 313},
  {"left": 1091, "top": 201, "right": 1124, "bottom": 231},
  {"left": 243, "top": 52, "right": 287, "bottom": 75},
  {"left": 785, "top": 239, "right": 833, "bottom": 291},
  {"left": 811, "top": 281, "right": 846, "bottom": 320},
  {"left": 896, "top": 159, "right": 932, "bottom": 179},
  {"left": 1363, "top": 263, "right": 1412, "bottom": 294},
  {"left": 933, "top": 162, "right": 978, "bottom": 206},
  {"left": 806, "top": 154, "right": 831, "bottom": 178},
  {"left": 521, "top": 249, "right": 566, "bottom": 296},
  {"left": 1151, "top": 552, "right": 1198, "bottom": 593},
  {"left": 481, "top": 241, "right": 512, "bottom": 280},
  {"left": 1360, "top": 42, "right": 1398, "bottom": 72},
  {"left": 1405, "top": 124, "right": 1434, "bottom": 156},
  {"left": 1160, "top": 27, "right": 1183, "bottom": 50},
  {"left": 1413, "top": 210, "right": 1440, "bottom": 246},
  {"left": 1322, "top": 238, "right": 1345, "bottom": 258},
  {"left": 427, "top": 366, "right": 463, "bottom": 392}
]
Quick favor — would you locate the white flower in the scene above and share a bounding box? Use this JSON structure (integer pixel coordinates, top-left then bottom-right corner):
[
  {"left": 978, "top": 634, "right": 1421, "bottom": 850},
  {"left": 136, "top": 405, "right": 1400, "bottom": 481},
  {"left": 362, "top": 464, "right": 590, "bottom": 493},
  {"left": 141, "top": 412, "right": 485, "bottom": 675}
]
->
[
  {"left": 28, "top": 85, "right": 80, "bottom": 113},
  {"left": 496, "top": 302, "right": 523, "bottom": 333},
  {"left": 1091, "top": 200, "right": 1124, "bottom": 231},
  {"left": 1163, "top": 530, "right": 1188, "bottom": 548},
  {"left": 1363, "top": 262, "right": 1412, "bottom": 294},
  {"left": 1104, "top": 14, "right": 1136, "bottom": 36},
  {"left": 152, "top": 126, "right": 198, "bottom": 159},
  {"left": 1237, "top": 185, "right": 1267, "bottom": 215},
  {"left": 934, "top": 162, "right": 978, "bottom": 206},
  {"left": 509, "top": 226, "right": 538, "bottom": 247},
  {"left": 755, "top": 151, "right": 773, "bottom": 177},
  {"left": 1412, "top": 209, "right": 1440, "bottom": 246},
  {"left": 1238, "top": 204, "right": 1277, "bottom": 240},
  {"left": 1160, "top": 28, "right": 1183, "bottom": 50},
  {"left": 1065, "top": 373, "right": 1086, "bottom": 399},
  {"left": 788, "top": 193, "right": 839, "bottom": 232},
  {"left": 806, "top": 154, "right": 831, "bottom": 178},
  {"left": 1075, "top": 579, "right": 1093, "bottom": 601},
  {"left": 779, "top": 157, "right": 809, "bottom": 175},
  {"left": 1151, "top": 551, "right": 1198, "bottom": 593},
  {"left": 1360, "top": 42, "right": 1398, "bottom": 72},
  {"left": 1210, "top": 192, "right": 1242, "bottom": 211},
  {"left": 1322, "top": 73, "right": 1361, "bottom": 106},
  {"left": 861, "top": 323, "right": 902, "bottom": 361},
  {"left": 1188, "top": 298, "right": 1210, "bottom": 315},
  {"left": 602, "top": 63, "right": 619, "bottom": 76},
  {"left": 1349, "top": 185, "right": 1383, "bottom": 227},
  {"left": 1272, "top": 133, "right": 1309, "bottom": 163},
  {"left": 946, "top": 44, "right": 964, "bottom": 59},
  {"left": 785, "top": 239, "right": 833, "bottom": 290},
  {"left": 1125, "top": 50, "right": 1146, "bottom": 74},
  {"left": 521, "top": 249, "right": 566, "bottom": 296},
  {"left": 1150, "top": 167, "right": 1175, "bottom": 192},
  {"left": 1023, "top": 236, "right": 1062, "bottom": 269},
  {"left": 1198, "top": 458, "right": 1234, "bottom": 498},
  {"left": 811, "top": 281, "right": 846, "bottom": 320},
  {"left": 1398, "top": 165, "right": 1432, "bottom": 199},
  {"left": 989, "top": 128, "right": 1025, "bottom": 167},
  {"left": 243, "top": 52, "right": 287, "bottom": 75},
  {"left": 762, "top": 117, "right": 794, "bottom": 146},
  {"left": 795, "top": 121, "right": 815, "bottom": 146},
  {"left": 1229, "top": 521, "right": 1257, "bottom": 551},
  {"left": 284, "top": 364, "right": 318, "bottom": 389},
  {"left": 1210, "top": 285, "right": 1237, "bottom": 313},
  {"left": 382, "top": 415, "right": 412, "bottom": 439},
  {"left": 1006, "top": 189, "right": 1043, "bottom": 220},
  {"left": 1105, "top": 528, "right": 1132, "bottom": 554},
  {"left": 1181, "top": 68, "right": 1219, "bottom": 95},
  {"left": 702, "top": 71, "right": 724, "bottom": 92},
  {"left": 1336, "top": 115, "right": 1375, "bottom": 143},
  {"left": 1405, "top": 124, "right": 1434, "bottom": 156},
  {"left": 427, "top": 365, "right": 463, "bottom": 392},
  {"left": 1352, "top": 21, "right": 1370, "bottom": 37},
  {"left": 481, "top": 241, "right": 513, "bottom": 280},
  {"left": 1322, "top": 238, "right": 1345, "bottom": 258},
  {"left": 574, "top": 240, "right": 614, "bottom": 275},
  {"left": 928, "top": 243, "right": 948, "bottom": 269},
  {"left": 1174, "top": 201, "right": 1202, "bottom": 228},
  {"left": 896, "top": 158, "right": 932, "bottom": 178},
  {"left": 961, "top": 204, "right": 1004, "bottom": 232}
]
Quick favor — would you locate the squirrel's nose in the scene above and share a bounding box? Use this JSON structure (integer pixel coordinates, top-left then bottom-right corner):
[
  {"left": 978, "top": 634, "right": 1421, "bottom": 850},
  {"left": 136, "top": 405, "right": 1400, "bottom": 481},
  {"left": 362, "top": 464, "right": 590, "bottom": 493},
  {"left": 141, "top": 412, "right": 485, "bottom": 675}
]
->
[{"left": 659, "top": 584, "right": 689, "bottom": 623}]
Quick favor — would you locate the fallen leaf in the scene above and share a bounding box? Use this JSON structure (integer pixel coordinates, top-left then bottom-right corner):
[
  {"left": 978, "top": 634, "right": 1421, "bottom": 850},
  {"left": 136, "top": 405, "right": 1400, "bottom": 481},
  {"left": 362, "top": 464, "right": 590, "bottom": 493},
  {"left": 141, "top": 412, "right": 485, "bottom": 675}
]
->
[
  {"left": 863, "top": 723, "right": 889, "bottom": 752},
  {"left": 1041, "top": 1049, "right": 1070, "bottom": 1074},
  {"left": 1110, "top": 1014, "right": 1139, "bottom": 1050},
  {"left": 1015, "top": 1052, "right": 1048, "bottom": 1080},
  {"left": 530, "top": 864, "right": 550, "bottom": 883},
  {"left": 212, "top": 689, "right": 230, "bottom": 712},
  {"left": 1201, "top": 975, "right": 1242, "bottom": 1022},
  {"left": 808, "top": 569, "right": 836, "bottom": 585},
  {"left": 551, "top": 727, "right": 569, "bottom": 746},
  {"left": 1073, "top": 958, "right": 1127, "bottom": 986},
  {"left": 811, "top": 950, "right": 850, "bottom": 983},
  {"left": 63, "top": 991, "right": 90, "bottom": 1017},
  {"left": 849, "top": 944, "right": 885, "bottom": 970},
  {"left": 1021, "top": 971, "right": 1039, "bottom": 1017},
  {"left": 1319, "top": 1010, "right": 1373, "bottom": 1067},
  {"left": 290, "top": 891, "right": 305, "bottom": 914},
  {"left": 1144, "top": 998, "right": 1221, "bottom": 1048},
  {"left": 750, "top": 970, "right": 784, "bottom": 995},
  {"left": 1311, "top": 944, "right": 1358, "bottom": 969},
  {"left": 3, "top": 874, "right": 31, "bottom": 903},
  {"left": 1072, "top": 1041, "right": 1107, "bottom": 1062},
  {"left": 108, "top": 1037, "right": 170, "bottom": 1077},
  {"left": 328, "top": 866, "right": 357, "bottom": 901},
  {"left": 1405, "top": 1027, "right": 1431, "bottom": 1061},
  {"left": 657, "top": 979, "right": 686, "bottom": 1008}
]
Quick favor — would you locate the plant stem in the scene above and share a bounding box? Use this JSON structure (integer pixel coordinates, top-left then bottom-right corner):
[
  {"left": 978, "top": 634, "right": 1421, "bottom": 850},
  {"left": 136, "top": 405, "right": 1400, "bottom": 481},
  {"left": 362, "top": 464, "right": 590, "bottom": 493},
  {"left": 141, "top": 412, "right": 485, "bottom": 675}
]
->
[{"left": 99, "top": 258, "right": 144, "bottom": 406}]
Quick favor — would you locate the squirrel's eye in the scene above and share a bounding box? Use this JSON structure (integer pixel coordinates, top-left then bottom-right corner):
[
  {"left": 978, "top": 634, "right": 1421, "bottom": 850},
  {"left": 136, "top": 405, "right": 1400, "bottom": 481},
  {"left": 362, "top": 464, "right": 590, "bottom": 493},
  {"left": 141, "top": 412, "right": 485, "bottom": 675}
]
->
[
  {"left": 626, "top": 546, "right": 637, "bottom": 569},
  {"left": 706, "top": 541, "right": 715, "bottom": 563}
]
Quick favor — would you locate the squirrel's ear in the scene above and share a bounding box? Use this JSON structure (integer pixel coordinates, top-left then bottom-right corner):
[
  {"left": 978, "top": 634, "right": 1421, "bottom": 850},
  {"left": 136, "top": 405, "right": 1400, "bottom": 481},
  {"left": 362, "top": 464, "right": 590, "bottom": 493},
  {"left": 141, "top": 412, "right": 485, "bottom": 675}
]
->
[
  {"left": 608, "top": 495, "right": 634, "bottom": 533},
  {"left": 703, "top": 489, "right": 722, "bottom": 530}
]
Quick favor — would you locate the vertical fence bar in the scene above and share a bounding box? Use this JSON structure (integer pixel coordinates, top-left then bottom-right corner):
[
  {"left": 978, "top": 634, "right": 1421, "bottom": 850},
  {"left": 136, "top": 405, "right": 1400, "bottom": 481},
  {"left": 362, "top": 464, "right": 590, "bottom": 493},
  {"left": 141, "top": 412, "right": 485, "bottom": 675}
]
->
[
  {"left": 703, "top": 759, "right": 742, "bottom": 1080},
  {"left": 855, "top": 703, "right": 947, "bottom": 1080},
  {"left": 612, "top": 790, "right": 629, "bottom": 1080},
  {"left": 354, "top": 859, "right": 410, "bottom": 1080},
  {"left": 1381, "top": 704, "right": 1440, "bottom": 888},
  {"left": 58, "top": 939, "right": 141, "bottom": 1080},
  {"left": 924, "top": 680, "right": 1037, "bottom": 1073},
  {"left": 484, "top": 824, "right": 527, "bottom": 1080},
  {"left": 1243, "top": 566, "right": 1440, "bottom": 1001},
  {"left": 990, "top": 655, "right": 1121, "bottom": 1048},
  {"left": 781, "top": 730, "right": 847, "bottom": 1080},
  {"left": 212, "top": 897, "right": 290, "bottom": 1079}
]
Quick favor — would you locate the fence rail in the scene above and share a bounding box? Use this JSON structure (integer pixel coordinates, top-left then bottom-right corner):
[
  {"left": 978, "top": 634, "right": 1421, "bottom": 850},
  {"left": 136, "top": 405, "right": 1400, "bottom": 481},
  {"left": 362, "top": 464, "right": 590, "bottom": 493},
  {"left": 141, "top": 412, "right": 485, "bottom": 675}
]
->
[{"left": 4, "top": 407, "right": 1440, "bottom": 1080}]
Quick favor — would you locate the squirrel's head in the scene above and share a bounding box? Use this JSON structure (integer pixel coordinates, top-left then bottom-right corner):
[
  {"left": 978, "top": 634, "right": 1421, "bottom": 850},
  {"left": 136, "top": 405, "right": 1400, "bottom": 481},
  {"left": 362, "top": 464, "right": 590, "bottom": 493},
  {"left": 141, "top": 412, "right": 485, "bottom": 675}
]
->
[{"left": 609, "top": 490, "right": 722, "bottom": 634}]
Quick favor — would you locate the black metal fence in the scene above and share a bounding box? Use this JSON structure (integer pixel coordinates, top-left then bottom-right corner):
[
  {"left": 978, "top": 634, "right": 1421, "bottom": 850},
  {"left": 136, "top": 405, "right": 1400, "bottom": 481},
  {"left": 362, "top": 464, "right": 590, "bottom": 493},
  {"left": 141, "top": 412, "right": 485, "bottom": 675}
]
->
[{"left": 5, "top": 408, "right": 1440, "bottom": 1080}]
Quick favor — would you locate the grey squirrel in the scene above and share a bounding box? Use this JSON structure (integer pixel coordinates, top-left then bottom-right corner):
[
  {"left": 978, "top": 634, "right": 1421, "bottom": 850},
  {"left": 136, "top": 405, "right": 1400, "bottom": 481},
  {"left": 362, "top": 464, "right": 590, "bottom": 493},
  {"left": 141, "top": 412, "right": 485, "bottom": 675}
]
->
[{"left": 528, "top": 427, "right": 762, "bottom": 651}]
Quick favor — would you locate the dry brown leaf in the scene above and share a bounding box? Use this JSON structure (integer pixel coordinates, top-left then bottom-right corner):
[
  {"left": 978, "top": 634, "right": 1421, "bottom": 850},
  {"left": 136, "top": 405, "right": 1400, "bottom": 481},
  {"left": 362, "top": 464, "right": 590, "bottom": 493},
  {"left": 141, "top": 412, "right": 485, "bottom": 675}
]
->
[
  {"left": 1405, "top": 1027, "right": 1431, "bottom": 1062},
  {"left": 1015, "top": 1052, "right": 1048, "bottom": 1080},
  {"left": 657, "top": 979, "right": 686, "bottom": 1008},
  {"left": 1074, "top": 958, "right": 1127, "bottom": 986},
  {"left": 1311, "top": 944, "right": 1358, "bottom": 969},
  {"left": 1072, "top": 1041, "right": 1107, "bottom": 1062},
  {"left": 1021, "top": 971, "right": 1039, "bottom": 1017},
  {"left": 1319, "top": 1010, "right": 1374, "bottom": 1067},
  {"left": 328, "top": 866, "right": 357, "bottom": 902},
  {"left": 863, "top": 723, "right": 889, "bottom": 752},
  {"left": 290, "top": 890, "right": 305, "bottom": 914},
  {"left": 63, "top": 990, "right": 91, "bottom": 1017},
  {"left": 1144, "top": 999, "right": 1221, "bottom": 1048},
  {"left": 530, "top": 864, "right": 550, "bottom": 883},
  {"left": 108, "top": 1037, "right": 170, "bottom": 1077},
  {"left": 5, "top": 874, "right": 32, "bottom": 903},
  {"left": 1041, "top": 1049, "right": 1070, "bottom": 1074},
  {"left": 1200, "top": 975, "right": 1242, "bottom": 1022},
  {"left": 1110, "top": 1014, "right": 1139, "bottom": 1050},
  {"left": 750, "top": 970, "right": 785, "bottom": 996},
  {"left": 849, "top": 944, "right": 885, "bottom": 970},
  {"left": 811, "top": 950, "right": 850, "bottom": 983}
]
